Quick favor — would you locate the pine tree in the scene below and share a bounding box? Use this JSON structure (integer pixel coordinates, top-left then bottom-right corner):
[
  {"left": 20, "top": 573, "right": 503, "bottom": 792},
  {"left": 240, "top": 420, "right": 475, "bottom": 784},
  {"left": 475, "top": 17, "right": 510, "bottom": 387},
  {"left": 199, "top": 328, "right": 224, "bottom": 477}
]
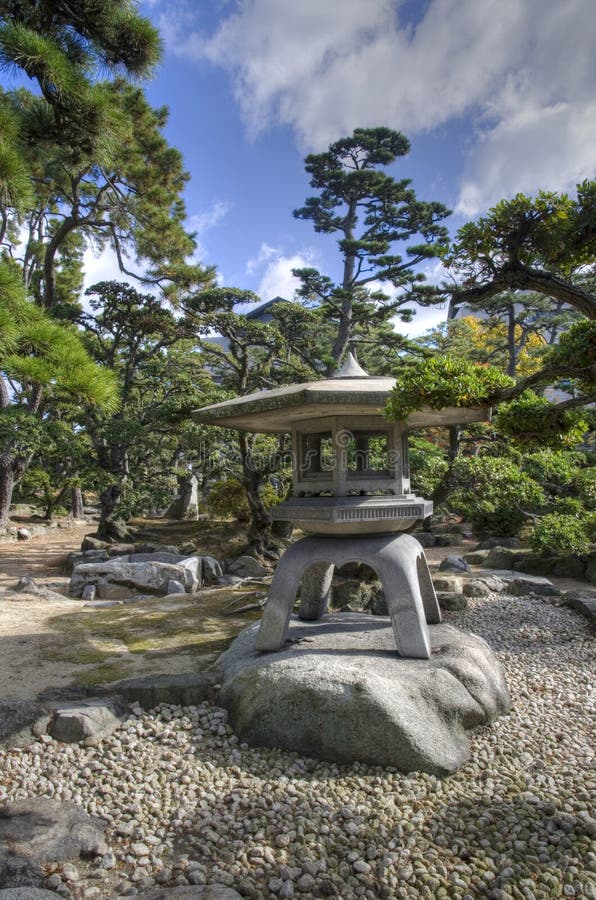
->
[{"left": 293, "top": 127, "right": 450, "bottom": 371}]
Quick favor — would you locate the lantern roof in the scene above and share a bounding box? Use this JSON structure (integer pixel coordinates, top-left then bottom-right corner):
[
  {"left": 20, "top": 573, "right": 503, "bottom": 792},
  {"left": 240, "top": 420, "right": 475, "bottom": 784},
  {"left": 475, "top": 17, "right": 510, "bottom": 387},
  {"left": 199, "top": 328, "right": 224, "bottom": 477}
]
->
[{"left": 193, "top": 353, "right": 490, "bottom": 433}]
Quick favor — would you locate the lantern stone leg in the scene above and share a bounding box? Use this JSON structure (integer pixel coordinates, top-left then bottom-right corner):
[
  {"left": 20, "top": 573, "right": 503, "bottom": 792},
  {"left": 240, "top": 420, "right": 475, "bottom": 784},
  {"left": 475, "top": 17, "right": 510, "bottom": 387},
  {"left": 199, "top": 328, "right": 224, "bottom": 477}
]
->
[
  {"left": 255, "top": 533, "right": 441, "bottom": 659},
  {"left": 298, "top": 562, "right": 335, "bottom": 621}
]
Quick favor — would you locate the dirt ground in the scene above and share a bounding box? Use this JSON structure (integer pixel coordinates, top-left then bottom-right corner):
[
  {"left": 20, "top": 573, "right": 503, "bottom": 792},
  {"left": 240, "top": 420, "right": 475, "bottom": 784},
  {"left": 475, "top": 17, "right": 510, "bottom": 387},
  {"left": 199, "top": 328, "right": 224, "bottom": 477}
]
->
[
  {"left": 0, "top": 523, "right": 262, "bottom": 702},
  {"left": 0, "top": 522, "right": 591, "bottom": 703}
]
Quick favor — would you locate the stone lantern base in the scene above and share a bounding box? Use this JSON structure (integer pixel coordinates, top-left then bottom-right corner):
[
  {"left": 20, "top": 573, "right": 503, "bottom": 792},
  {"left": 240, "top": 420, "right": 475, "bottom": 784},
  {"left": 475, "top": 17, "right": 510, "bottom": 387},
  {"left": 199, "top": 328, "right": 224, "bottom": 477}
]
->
[{"left": 217, "top": 617, "right": 511, "bottom": 774}]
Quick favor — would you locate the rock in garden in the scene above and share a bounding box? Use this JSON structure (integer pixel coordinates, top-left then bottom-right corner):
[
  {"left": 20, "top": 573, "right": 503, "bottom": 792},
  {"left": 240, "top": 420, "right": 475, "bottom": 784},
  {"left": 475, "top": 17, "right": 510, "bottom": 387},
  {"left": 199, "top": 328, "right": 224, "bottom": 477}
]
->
[
  {"left": 436, "top": 591, "right": 468, "bottom": 610},
  {"left": 477, "top": 537, "right": 521, "bottom": 550},
  {"left": 476, "top": 575, "right": 508, "bottom": 593},
  {"left": 551, "top": 556, "right": 586, "bottom": 578},
  {"left": 164, "top": 474, "right": 200, "bottom": 520},
  {"left": 106, "top": 543, "right": 137, "bottom": 557},
  {"left": 95, "top": 582, "right": 132, "bottom": 600},
  {"left": 129, "top": 886, "right": 243, "bottom": 899},
  {"left": 217, "top": 615, "right": 510, "bottom": 775},
  {"left": 99, "top": 673, "right": 212, "bottom": 709},
  {"left": 227, "top": 556, "right": 269, "bottom": 578},
  {"left": 433, "top": 533, "right": 461, "bottom": 547},
  {"left": 16, "top": 528, "right": 31, "bottom": 541},
  {"left": 49, "top": 698, "right": 126, "bottom": 744},
  {"left": 432, "top": 575, "right": 463, "bottom": 593},
  {"left": 81, "top": 536, "right": 109, "bottom": 551},
  {"left": 463, "top": 580, "right": 492, "bottom": 597},
  {"left": 412, "top": 532, "right": 436, "bottom": 548},
  {"left": 167, "top": 579, "right": 186, "bottom": 594},
  {"left": 439, "top": 555, "right": 470, "bottom": 574},
  {"left": 463, "top": 549, "right": 490, "bottom": 566},
  {"left": 485, "top": 546, "right": 518, "bottom": 569},
  {"left": 81, "top": 584, "right": 96, "bottom": 601},
  {"left": 0, "top": 799, "right": 107, "bottom": 889},
  {"left": 83, "top": 599, "right": 123, "bottom": 608},
  {"left": 0, "top": 890, "right": 62, "bottom": 898},
  {"left": 202, "top": 556, "right": 223, "bottom": 584},
  {"left": 331, "top": 578, "right": 367, "bottom": 610},
  {"left": 69, "top": 556, "right": 202, "bottom": 597},
  {"left": 127, "top": 551, "right": 184, "bottom": 564},
  {"left": 9, "top": 577, "right": 68, "bottom": 603},
  {"left": 509, "top": 576, "right": 560, "bottom": 597},
  {"left": 178, "top": 541, "right": 198, "bottom": 555},
  {"left": 0, "top": 700, "right": 50, "bottom": 749},
  {"left": 136, "top": 543, "right": 181, "bottom": 555},
  {"left": 563, "top": 592, "right": 596, "bottom": 629}
]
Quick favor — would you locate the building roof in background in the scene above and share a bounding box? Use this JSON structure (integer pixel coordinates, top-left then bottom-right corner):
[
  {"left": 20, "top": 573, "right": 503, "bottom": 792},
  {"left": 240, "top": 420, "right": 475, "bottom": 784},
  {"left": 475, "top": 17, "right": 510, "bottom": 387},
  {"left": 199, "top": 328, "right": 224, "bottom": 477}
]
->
[{"left": 244, "top": 296, "right": 288, "bottom": 321}]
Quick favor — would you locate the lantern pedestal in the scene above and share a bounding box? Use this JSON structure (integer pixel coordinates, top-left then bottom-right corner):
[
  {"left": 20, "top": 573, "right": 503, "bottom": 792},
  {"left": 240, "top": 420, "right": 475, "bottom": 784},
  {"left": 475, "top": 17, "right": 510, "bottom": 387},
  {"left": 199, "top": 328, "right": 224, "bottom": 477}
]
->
[{"left": 255, "top": 532, "right": 441, "bottom": 660}]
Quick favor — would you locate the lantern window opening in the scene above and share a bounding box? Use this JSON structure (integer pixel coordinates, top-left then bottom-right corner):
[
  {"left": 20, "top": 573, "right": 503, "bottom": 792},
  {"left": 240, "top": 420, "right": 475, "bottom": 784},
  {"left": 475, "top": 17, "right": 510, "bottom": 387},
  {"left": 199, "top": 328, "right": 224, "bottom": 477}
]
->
[
  {"left": 299, "top": 432, "right": 334, "bottom": 478},
  {"left": 345, "top": 430, "right": 393, "bottom": 478}
]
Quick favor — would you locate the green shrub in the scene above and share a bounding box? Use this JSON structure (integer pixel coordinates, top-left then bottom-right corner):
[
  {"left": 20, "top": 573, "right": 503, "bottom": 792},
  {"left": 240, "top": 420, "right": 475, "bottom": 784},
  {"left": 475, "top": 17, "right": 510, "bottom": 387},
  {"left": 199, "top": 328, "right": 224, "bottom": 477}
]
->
[
  {"left": 409, "top": 436, "right": 449, "bottom": 497},
  {"left": 205, "top": 478, "right": 283, "bottom": 524},
  {"left": 448, "top": 456, "right": 545, "bottom": 537},
  {"left": 386, "top": 355, "right": 513, "bottom": 420},
  {"left": 522, "top": 449, "right": 578, "bottom": 487},
  {"left": 206, "top": 479, "right": 250, "bottom": 523},
  {"left": 571, "top": 467, "right": 596, "bottom": 510},
  {"left": 530, "top": 513, "right": 590, "bottom": 556},
  {"left": 495, "top": 391, "right": 590, "bottom": 449},
  {"left": 553, "top": 496, "right": 583, "bottom": 516}
]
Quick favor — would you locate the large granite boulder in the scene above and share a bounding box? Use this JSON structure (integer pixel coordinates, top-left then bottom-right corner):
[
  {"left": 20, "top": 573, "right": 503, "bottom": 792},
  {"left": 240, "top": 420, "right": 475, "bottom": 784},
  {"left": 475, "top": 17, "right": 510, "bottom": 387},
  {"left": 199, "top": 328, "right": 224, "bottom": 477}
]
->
[
  {"left": 0, "top": 799, "right": 107, "bottom": 889},
  {"left": 69, "top": 555, "right": 202, "bottom": 597},
  {"left": 217, "top": 614, "right": 510, "bottom": 775}
]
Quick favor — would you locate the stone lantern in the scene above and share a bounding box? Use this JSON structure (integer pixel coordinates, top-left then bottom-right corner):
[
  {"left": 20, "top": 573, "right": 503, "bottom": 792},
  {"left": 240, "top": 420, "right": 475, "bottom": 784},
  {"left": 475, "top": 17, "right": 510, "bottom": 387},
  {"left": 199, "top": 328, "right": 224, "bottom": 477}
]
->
[{"left": 194, "top": 354, "right": 489, "bottom": 660}]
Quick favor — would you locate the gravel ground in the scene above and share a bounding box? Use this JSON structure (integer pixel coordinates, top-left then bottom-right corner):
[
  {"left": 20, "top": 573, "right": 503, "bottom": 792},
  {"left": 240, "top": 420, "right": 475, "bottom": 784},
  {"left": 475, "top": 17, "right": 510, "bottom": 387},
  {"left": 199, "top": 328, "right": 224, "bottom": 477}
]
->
[{"left": 0, "top": 592, "right": 594, "bottom": 900}]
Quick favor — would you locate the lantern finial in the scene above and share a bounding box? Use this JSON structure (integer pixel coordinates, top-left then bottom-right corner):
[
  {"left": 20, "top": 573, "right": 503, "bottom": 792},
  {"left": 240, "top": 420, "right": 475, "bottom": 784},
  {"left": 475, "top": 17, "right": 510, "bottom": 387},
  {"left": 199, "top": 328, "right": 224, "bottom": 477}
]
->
[{"left": 334, "top": 351, "right": 369, "bottom": 378}]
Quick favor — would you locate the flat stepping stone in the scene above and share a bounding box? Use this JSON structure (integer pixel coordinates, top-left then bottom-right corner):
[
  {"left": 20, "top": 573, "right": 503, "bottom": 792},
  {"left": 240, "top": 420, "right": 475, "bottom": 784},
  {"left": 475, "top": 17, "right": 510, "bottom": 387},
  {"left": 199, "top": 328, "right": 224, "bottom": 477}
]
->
[{"left": 0, "top": 799, "right": 107, "bottom": 890}]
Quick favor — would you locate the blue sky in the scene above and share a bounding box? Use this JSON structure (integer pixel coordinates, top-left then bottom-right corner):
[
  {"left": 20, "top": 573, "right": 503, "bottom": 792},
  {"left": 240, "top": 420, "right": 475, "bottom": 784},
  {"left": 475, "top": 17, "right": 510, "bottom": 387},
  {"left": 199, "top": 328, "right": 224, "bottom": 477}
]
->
[{"left": 86, "top": 0, "right": 595, "bottom": 336}]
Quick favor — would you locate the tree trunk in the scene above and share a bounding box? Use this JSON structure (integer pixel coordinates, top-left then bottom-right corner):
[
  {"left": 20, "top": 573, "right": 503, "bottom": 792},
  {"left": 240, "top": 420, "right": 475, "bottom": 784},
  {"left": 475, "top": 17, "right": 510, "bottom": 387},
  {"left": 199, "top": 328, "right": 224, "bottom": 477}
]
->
[
  {"left": 506, "top": 303, "right": 517, "bottom": 377},
  {"left": 71, "top": 485, "right": 84, "bottom": 518},
  {"left": 448, "top": 425, "right": 461, "bottom": 462},
  {"left": 97, "top": 483, "right": 123, "bottom": 539},
  {"left": 239, "top": 433, "right": 273, "bottom": 557},
  {"left": 0, "top": 457, "right": 15, "bottom": 532},
  {"left": 431, "top": 426, "right": 461, "bottom": 510}
]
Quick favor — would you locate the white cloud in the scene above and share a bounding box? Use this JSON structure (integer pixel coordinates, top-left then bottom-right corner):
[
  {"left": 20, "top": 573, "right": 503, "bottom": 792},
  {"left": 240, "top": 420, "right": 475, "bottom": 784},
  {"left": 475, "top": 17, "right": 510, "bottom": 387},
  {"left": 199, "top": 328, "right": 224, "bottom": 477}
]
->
[
  {"left": 187, "top": 200, "right": 231, "bottom": 260},
  {"left": 367, "top": 266, "right": 451, "bottom": 338},
  {"left": 257, "top": 255, "right": 304, "bottom": 301},
  {"left": 82, "top": 245, "right": 138, "bottom": 292},
  {"left": 457, "top": 100, "right": 596, "bottom": 215},
  {"left": 246, "top": 242, "right": 319, "bottom": 300},
  {"left": 165, "top": 0, "right": 595, "bottom": 215},
  {"left": 188, "top": 200, "right": 231, "bottom": 236},
  {"left": 246, "top": 242, "right": 280, "bottom": 275},
  {"left": 398, "top": 305, "right": 448, "bottom": 339}
]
